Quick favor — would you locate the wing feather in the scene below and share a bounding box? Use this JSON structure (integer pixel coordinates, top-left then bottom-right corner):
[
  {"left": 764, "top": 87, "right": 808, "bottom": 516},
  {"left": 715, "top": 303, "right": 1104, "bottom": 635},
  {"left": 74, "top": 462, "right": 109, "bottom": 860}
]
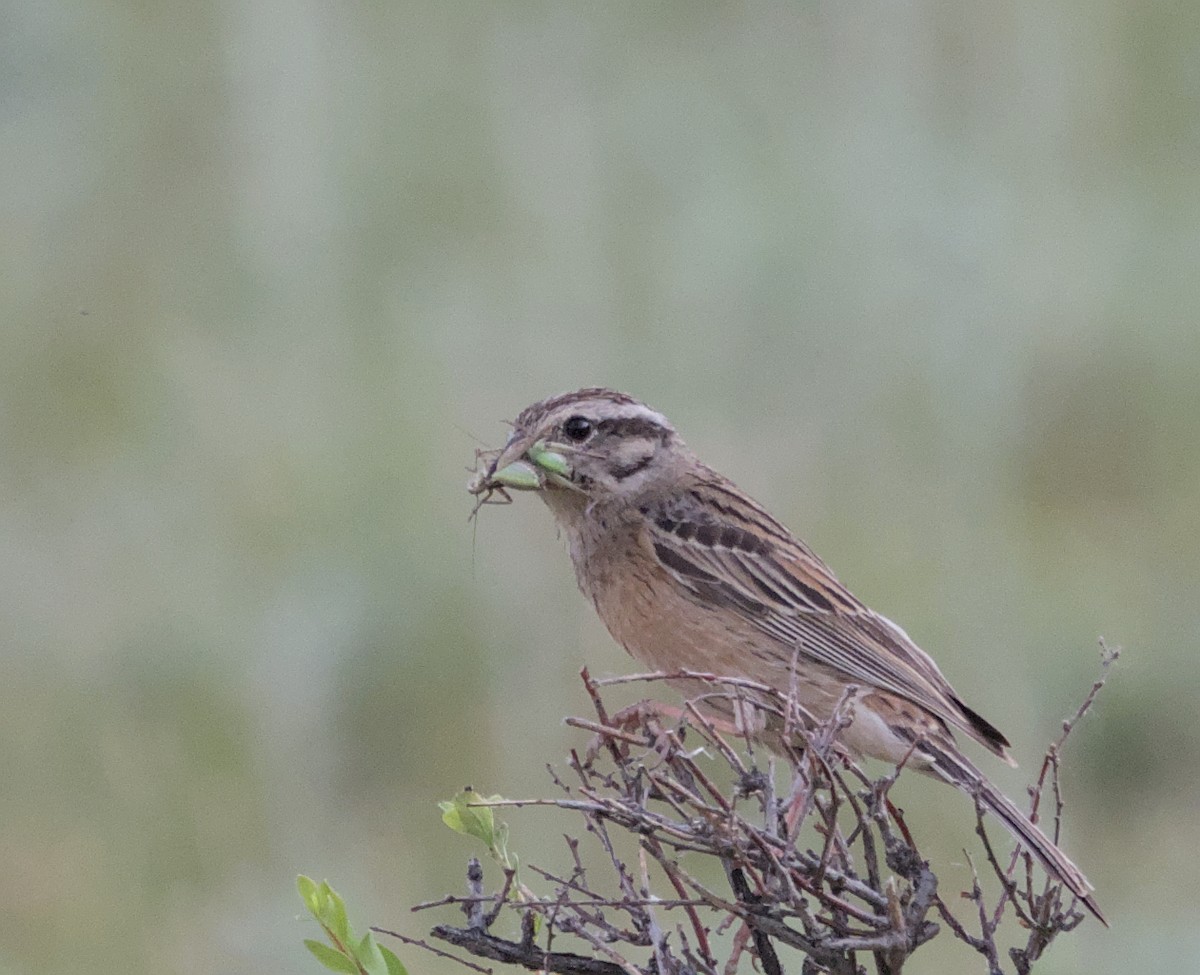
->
[{"left": 643, "top": 489, "right": 1012, "bottom": 758}]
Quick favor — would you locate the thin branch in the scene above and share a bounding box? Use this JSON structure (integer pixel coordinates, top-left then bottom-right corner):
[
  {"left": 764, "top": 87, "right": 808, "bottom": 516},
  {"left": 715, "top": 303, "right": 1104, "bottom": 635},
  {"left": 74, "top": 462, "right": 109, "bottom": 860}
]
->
[
  {"left": 414, "top": 657, "right": 1114, "bottom": 975},
  {"left": 373, "top": 928, "right": 494, "bottom": 975},
  {"left": 431, "top": 926, "right": 628, "bottom": 975}
]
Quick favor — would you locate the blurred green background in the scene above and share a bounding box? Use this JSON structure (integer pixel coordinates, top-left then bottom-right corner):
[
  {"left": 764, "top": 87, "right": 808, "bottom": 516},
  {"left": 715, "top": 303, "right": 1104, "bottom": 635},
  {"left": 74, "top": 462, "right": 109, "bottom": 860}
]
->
[{"left": 4, "top": 2, "right": 1199, "bottom": 972}]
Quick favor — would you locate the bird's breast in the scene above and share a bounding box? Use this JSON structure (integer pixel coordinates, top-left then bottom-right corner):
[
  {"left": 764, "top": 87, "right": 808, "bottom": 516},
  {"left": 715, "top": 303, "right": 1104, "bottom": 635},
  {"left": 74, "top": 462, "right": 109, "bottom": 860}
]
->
[{"left": 579, "top": 531, "right": 765, "bottom": 677}]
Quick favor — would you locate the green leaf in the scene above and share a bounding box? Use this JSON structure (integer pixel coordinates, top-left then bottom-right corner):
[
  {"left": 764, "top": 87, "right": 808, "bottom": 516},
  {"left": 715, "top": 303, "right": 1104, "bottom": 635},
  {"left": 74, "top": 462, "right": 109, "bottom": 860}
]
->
[
  {"left": 318, "top": 883, "right": 351, "bottom": 943},
  {"left": 380, "top": 946, "right": 408, "bottom": 975},
  {"left": 297, "top": 875, "right": 321, "bottom": 915},
  {"left": 439, "top": 788, "right": 517, "bottom": 868},
  {"left": 304, "top": 940, "right": 359, "bottom": 974},
  {"left": 298, "top": 879, "right": 410, "bottom": 975},
  {"left": 355, "top": 931, "right": 388, "bottom": 975},
  {"left": 439, "top": 789, "right": 497, "bottom": 849}
]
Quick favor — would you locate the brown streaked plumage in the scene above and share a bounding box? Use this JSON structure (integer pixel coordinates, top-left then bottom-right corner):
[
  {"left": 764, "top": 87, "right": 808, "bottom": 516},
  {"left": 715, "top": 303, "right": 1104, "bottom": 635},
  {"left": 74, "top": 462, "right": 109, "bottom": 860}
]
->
[{"left": 472, "top": 387, "right": 1104, "bottom": 923}]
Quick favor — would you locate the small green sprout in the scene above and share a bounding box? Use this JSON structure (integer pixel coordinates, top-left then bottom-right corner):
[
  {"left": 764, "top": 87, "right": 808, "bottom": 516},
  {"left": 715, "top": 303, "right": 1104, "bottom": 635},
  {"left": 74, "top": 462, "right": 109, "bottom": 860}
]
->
[{"left": 296, "top": 876, "right": 407, "bottom": 975}]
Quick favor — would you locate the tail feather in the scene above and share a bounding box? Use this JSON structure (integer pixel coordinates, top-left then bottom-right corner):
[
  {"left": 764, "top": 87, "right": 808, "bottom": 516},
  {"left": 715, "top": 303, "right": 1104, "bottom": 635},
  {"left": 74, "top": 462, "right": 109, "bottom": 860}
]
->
[{"left": 927, "top": 745, "right": 1107, "bottom": 926}]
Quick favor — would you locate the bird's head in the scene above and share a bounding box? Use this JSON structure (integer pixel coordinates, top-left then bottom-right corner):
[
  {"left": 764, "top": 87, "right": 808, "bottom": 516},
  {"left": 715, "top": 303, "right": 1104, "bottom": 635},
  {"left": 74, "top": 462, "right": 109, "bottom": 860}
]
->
[{"left": 469, "top": 388, "right": 687, "bottom": 521}]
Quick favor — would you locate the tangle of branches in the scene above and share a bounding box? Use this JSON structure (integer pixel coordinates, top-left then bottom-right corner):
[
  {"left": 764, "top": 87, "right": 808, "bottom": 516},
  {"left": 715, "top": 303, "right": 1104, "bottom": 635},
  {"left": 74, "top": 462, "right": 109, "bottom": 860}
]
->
[{"left": 395, "top": 644, "right": 1116, "bottom": 975}]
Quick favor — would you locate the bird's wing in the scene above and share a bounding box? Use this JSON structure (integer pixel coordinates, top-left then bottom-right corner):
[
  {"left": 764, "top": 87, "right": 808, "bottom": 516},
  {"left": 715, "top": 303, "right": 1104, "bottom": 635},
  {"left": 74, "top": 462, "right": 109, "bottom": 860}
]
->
[{"left": 641, "top": 486, "right": 1012, "bottom": 758}]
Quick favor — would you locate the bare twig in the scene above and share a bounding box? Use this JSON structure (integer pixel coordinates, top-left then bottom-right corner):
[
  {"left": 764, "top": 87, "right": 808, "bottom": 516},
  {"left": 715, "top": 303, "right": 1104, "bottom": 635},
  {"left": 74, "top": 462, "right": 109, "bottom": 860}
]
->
[
  {"left": 431, "top": 925, "right": 628, "bottom": 975},
  {"left": 413, "top": 656, "right": 1113, "bottom": 975},
  {"left": 373, "top": 928, "right": 494, "bottom": 974}
]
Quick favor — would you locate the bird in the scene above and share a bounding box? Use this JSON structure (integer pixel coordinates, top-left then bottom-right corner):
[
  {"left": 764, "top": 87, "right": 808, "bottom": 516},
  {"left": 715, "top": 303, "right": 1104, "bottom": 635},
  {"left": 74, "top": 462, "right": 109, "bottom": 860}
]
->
[{"left": 469, "top": 386, "right": 1103, "bottom": 923}]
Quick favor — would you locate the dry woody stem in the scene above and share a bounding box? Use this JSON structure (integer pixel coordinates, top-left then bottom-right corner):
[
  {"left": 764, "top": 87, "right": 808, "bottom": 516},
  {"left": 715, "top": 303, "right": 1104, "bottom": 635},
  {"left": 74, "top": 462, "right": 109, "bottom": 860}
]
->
[{"left": 397, "top": 642, "right": 1117, "bottom": 975}]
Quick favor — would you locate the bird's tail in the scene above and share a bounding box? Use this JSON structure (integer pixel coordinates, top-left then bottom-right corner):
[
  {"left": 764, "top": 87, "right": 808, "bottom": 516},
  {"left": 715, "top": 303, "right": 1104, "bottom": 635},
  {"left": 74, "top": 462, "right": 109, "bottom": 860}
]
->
[{"left": 926, "top": 743, "right": 1107, "bottom": 926}]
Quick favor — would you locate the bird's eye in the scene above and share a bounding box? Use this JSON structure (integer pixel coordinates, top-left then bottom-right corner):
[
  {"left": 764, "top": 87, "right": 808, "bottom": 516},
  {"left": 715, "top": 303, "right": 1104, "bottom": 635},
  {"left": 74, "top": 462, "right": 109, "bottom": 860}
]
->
[{"left": 562, "top": 415, "right": 594, "bottom": 442}]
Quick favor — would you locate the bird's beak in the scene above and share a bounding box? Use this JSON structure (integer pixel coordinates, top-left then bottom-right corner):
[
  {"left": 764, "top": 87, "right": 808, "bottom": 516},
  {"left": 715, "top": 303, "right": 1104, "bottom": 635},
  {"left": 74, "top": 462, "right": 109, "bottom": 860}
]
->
[{"left": 476, "top": 437, "right": 575, "bottom": 493}]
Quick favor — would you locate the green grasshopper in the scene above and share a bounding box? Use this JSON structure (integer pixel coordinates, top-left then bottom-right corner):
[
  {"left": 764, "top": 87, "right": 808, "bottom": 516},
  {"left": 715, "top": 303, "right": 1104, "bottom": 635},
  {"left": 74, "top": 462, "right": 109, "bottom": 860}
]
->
[
  {"left": 525, "top": 441, "right": 570, "bottom": 478},
  {"left": 467, "top": 440, "right": 575, "bottom": 519}
]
